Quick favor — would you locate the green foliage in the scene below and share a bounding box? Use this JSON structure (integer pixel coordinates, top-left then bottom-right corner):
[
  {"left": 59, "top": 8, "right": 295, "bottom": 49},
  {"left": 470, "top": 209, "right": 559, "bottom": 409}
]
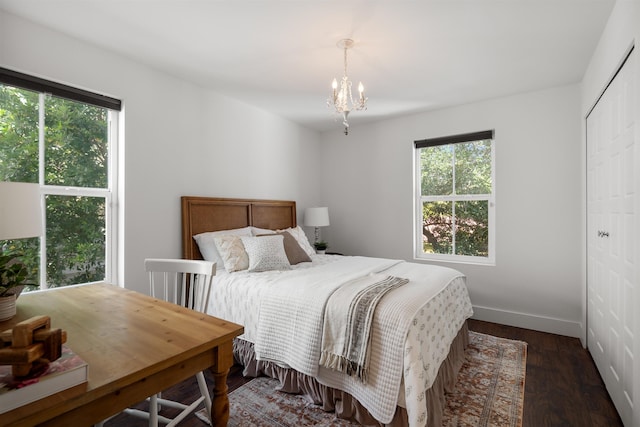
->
[
  {"left": 0, "top": 85, "right": 39, "bottom": 182},
  {"left": 314, "top": 241, "right": 328, "bottom": 251},
  {"left": 421, "top": 201, "right": 453, "bottom": 254},
  {"left": 45, "top": 195, "right": 106, "bottom": 287},
  {"left": 454, "top": 141, "right": 492, "bottom": 194},
  {"left": 0, "top": 84, "right": 108, "bottom": 288},
  {"left": 44, "top": 97, "right": 108, "bottom": 187},
  {"left": 0, "top": 252, "right": 36, "bottom": 297},
  {"left": 420, "top": 141, "right": 492, "bottom": 257},
  {"left": 421, "top": 146, "right": 453, "bottom": 196},
  {"left": 452, "top": 200, "right": 488, "bottom": 256}
]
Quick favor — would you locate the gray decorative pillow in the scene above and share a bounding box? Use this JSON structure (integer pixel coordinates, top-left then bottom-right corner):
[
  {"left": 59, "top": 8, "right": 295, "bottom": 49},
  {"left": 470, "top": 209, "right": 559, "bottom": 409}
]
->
[
  {"left": 240, "top": 235, "right": 291, "bottom": 272},
  {"left": 258, "top": 231, "right": 311, "bottom": 265}
]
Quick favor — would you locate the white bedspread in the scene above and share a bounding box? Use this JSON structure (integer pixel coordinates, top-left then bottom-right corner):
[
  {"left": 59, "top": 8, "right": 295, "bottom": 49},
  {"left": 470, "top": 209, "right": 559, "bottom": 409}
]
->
[
  {"left": 206, "top": 255, "right": 473, "bottom": 426},
  {"left": 255, "top": 256, "right": 400, "bottom": 375}
]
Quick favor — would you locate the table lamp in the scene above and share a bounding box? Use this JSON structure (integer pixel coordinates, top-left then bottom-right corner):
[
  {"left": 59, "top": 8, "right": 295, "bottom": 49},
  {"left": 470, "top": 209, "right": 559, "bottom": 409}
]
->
[{"left": 303, "top": 207, "right": 330, "bottom": 244}]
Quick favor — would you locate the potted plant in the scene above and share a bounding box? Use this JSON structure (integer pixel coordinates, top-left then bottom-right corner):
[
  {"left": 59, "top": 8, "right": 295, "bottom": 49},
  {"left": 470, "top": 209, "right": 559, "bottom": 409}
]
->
[
  {"left": 313, "top": 241, "right": 328, "bottom": 254},
  {"left": 0, "top": 253, "right": 34, "bottom": 321}
]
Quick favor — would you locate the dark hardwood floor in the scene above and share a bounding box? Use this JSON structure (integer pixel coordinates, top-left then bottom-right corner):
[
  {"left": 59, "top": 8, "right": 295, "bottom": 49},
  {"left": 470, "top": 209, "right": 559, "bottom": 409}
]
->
[
  {"left": 468, "top": 319, "right": 622, "bottom": 427},
  {"left": 105, "top": 320, "right": 623, "bottom": 427}
]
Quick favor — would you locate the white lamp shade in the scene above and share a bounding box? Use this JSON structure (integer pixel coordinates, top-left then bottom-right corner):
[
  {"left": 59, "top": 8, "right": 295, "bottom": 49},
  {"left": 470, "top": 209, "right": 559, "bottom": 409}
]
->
[
  {"left": 0, "top": 182, "right": 43, "bottom": 240},
  {"left": 304, "top": 207, "right": 330, "bottom": 227}
]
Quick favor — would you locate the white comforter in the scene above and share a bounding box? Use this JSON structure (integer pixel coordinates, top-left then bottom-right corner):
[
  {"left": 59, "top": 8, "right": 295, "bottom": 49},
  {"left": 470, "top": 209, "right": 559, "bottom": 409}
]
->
[{"left": 207, "top": 255, "right": 473, "bottom": 427}]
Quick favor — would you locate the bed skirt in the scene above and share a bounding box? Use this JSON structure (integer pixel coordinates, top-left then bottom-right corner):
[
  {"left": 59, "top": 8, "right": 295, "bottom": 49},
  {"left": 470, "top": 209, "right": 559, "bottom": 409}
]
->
[{"left": 233, "top": 320, "right": 469, "bottom": 427}]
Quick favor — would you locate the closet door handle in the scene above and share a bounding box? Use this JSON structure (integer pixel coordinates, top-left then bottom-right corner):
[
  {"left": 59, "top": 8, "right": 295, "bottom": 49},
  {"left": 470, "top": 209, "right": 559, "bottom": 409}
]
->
[{"left": 598, "top": 230, "right": 610, "bottom": 238}]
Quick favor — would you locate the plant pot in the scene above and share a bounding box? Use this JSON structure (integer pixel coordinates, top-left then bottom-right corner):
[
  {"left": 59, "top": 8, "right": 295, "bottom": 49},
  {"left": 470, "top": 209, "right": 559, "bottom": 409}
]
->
[
  {"left": 316, "top": 250, "right": 326, "bottom": 254},
  {"left": 0, "top": 293, "right": 17, "bottom": 321}
]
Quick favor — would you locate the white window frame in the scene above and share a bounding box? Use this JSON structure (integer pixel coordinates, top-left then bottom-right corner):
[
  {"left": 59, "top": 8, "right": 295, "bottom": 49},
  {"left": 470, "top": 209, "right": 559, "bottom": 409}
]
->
[
  {"left": 413, "top": 132, "right": 496, "bottom": 265},
  {"left": 35, "top": 102, "right": 119, "bottom": 288}
]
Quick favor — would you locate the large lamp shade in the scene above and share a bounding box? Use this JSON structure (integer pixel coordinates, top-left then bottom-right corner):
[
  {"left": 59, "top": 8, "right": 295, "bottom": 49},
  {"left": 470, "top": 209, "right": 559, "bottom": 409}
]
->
[
  {"left": 0, "top": 182, "right": 43, "bottom": 240},
  {"left": 303, "top": 207, "right": 330, "bottom": 227}
]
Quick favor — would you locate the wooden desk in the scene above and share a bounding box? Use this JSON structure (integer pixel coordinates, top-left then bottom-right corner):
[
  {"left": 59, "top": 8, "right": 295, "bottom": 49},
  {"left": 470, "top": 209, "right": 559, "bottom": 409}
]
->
[{"left": 0, "top": 283, "right": 243, "bottom": 427}]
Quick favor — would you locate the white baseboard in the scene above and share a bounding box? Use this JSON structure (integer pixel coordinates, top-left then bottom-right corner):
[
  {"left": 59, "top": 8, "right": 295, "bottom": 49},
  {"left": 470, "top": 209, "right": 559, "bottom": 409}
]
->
[{"left": 471, "top": 305, "right": 583, "bottom": 338}]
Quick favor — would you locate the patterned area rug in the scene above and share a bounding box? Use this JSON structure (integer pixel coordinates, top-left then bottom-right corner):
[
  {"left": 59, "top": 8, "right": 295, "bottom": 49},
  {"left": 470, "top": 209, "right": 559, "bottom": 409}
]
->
[
  {"left": 197, "top": 331, "right": 527, "bottom": 426},
  {"left": 443, "top": 332, "right": 527, "bottom": 427}
]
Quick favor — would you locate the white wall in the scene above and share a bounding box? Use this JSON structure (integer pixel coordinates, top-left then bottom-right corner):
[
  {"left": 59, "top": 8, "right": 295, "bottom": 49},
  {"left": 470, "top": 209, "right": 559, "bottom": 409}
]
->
[
  {"left": 1, "top": 11, "right": 321, "bottom": 295},
  {"left": 319, "top": 85, "right": 583, "bottom": 337}
]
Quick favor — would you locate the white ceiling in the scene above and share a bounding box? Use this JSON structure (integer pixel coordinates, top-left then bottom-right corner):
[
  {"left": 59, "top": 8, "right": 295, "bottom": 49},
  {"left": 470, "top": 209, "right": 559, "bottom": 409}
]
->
[{"left": 0, "top": 0, "right": 615, "bottom": 132}]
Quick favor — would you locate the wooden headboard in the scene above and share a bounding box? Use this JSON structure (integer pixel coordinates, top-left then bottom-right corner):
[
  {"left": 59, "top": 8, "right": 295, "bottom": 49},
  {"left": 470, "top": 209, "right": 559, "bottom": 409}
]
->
[{"left": 181, "top": 196, "right": 297, "bottom": 260}]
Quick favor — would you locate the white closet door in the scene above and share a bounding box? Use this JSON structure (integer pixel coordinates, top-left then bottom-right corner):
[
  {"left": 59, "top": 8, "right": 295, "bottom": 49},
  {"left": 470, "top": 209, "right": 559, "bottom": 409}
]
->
[{"left": 586, "top": 49, "right": 636, "bottom": 426}]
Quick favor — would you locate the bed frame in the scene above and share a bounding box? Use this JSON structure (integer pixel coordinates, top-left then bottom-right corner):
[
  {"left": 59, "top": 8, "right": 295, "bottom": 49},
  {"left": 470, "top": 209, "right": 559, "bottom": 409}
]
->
[{"left": 181, "top": 196, "right": 297, "bottom": 260}]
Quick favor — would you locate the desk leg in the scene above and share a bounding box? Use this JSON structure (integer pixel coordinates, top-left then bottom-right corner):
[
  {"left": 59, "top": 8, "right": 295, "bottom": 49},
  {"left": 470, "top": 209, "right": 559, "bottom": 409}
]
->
[{"left": 210, "top": 340, "right": 234, "bottom": 427}]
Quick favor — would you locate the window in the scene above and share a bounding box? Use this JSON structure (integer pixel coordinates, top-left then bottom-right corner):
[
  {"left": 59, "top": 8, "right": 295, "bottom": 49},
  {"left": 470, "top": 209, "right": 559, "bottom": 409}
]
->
[
  {"left": 0, "top": 67, "right": 121, "bottom": 289},
  {"left": 414, "top": 130, "right": 495, "bottom": 264}
]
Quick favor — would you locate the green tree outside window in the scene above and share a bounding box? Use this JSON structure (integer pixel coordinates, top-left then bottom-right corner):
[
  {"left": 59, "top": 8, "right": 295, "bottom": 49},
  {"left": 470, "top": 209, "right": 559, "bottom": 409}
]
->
[{"left": 0, "top": 84, "right": 111, "bottom": 288}]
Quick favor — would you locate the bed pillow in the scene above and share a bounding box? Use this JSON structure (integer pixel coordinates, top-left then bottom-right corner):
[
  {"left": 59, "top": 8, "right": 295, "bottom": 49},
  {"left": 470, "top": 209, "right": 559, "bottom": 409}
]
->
[
  {"left": 277, "top": 226, "right": 316, "bottom": 257},
  {"left": 258, "top": 231, "right": 311, "bottom": 265},
  {"left": 240, "top": 235, "right": 291, "bottom": 272},
  {"left": 193, "top": 226, "right": 252, "bottom": 270},
  {"left": 214, "top": 235, "right": 249, "bottom": 272},
  {"left": 250, "top": 226, "right": 275, "bottom": 236}
]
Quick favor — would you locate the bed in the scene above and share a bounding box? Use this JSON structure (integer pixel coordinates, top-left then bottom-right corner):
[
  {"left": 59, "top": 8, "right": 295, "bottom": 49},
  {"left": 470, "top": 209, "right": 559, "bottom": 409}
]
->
[{"left": 181, "top": 196, "right": 474, "bottom": 427}]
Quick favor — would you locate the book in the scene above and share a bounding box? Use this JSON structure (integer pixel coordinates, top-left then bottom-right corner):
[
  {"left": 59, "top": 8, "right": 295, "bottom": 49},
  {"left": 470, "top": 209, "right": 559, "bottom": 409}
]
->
[{"left": 0, "top": 344, "right": 88, "bottom": 414}]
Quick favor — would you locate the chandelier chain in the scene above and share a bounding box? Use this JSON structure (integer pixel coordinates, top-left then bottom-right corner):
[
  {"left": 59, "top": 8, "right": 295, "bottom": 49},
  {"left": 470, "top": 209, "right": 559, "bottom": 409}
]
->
[{"left": 343, "top": 45, "right": 348, "bottom": 77}]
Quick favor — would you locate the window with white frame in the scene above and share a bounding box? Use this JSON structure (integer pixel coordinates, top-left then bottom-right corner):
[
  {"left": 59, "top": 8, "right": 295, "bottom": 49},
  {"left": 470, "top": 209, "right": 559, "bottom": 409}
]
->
[
  {"left": 414, "top": 130, "right": 495, "bottom": 264},
  {"left": 0, "top": 68, "right": 120, "bottom": 289}
]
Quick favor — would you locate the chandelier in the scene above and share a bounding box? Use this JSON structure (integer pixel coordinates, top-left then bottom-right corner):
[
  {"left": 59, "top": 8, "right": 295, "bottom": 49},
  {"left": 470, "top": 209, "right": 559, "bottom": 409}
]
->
[{"left": 327, "top": 39, "right": 367, "bottom": 135}]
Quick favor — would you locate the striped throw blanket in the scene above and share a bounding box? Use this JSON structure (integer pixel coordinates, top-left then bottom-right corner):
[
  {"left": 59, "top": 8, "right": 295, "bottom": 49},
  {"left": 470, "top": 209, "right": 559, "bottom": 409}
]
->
[{"left": 319, "top": 274, "right": 409, "bottom": 383}]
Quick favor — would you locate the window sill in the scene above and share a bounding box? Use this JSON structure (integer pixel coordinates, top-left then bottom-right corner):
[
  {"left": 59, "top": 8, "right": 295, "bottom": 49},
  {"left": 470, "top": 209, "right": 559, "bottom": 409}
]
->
[{"left": 413, "top": 254, "right": 495, "bottom": 267}]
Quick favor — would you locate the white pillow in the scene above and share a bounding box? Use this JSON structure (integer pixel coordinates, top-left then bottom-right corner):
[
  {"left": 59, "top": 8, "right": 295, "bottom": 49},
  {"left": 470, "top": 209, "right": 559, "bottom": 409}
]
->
[
  {"left": 193, "top": 227, "right": 252, "bottom": 270},
  {"left": 277, "top": 226, "right": 315, "bottom": 257},
  {"left": 240, "top": 235, "right": 291, "bottom": 272},
  {"left": 214, "top": 235, "right": 249, "bottom": 272},
  {"left": 250, "top": 226, "right": 275, "bottom": 236}
]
